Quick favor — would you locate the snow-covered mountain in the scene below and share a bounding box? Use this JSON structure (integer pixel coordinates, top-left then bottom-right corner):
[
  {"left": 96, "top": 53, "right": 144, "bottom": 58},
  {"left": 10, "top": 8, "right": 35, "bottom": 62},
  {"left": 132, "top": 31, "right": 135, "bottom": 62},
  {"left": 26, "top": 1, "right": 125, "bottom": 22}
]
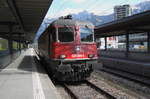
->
[
  {"left": 72, "top": 1, "right": 150, "bottom": 26},
  {"left": 35, "top": 18, "right": 55, "bottom": 40},
  {"left": 35, "top": 0, "right": 150, "bottom": 40},
  {"left": 72, "top": 11, "right": 113, "bottom": 26},
  {"left": 132, "top": 0, "right": 150, "bottom": 14}
]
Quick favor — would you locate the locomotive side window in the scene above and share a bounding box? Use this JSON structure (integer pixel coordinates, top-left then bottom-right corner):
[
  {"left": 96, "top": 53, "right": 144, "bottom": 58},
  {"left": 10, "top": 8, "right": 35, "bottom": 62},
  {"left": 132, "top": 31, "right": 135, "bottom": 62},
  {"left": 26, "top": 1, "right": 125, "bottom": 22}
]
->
[
  {"left": 58, "top": 27, "right": 74, "bottom": 42},
  {"left": 80, "top": 27, "right": 93, "bottom": 42}
]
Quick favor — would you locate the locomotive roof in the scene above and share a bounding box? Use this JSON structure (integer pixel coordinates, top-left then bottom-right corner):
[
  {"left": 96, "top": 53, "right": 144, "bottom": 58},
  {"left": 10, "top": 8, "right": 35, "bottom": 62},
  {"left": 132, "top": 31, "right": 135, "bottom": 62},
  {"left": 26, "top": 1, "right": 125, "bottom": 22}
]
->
[{"left": 51, "top": 19, "right": 94, "bottom": 28}]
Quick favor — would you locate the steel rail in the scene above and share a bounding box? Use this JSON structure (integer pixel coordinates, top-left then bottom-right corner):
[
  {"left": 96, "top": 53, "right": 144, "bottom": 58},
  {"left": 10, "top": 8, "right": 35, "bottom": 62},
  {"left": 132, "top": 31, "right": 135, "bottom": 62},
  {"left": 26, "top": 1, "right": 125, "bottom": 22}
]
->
[
  {"left": 85, "top": 80, "right": 116, "bottom": 99},
  {"left": 62, "top": 84, "right": 78, "bottom": 99}
]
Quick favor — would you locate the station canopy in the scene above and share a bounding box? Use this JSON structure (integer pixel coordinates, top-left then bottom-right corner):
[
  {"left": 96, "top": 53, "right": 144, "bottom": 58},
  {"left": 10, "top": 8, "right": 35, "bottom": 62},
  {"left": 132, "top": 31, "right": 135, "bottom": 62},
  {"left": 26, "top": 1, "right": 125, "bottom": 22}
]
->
[
  {"left": 95, "top": 10, "right": 150, "bottom": 37},
  {"left": 0, "top": 0, "right": 53, "bottom": 42}
]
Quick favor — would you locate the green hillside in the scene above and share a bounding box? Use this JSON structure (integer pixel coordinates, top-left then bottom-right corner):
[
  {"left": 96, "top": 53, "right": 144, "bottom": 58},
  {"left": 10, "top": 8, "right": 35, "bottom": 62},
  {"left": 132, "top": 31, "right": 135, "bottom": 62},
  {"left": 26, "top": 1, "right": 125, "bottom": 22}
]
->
[{"left": 0, "top": 38, "right": 8, "bottom": 51}]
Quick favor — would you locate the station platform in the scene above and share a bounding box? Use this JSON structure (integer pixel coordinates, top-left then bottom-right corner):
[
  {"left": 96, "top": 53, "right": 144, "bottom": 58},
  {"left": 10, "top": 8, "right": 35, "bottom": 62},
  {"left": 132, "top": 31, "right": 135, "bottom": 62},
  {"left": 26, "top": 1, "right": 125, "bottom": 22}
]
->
[{"left": 0, "top": 48, "right": 61, "bottom": 99}]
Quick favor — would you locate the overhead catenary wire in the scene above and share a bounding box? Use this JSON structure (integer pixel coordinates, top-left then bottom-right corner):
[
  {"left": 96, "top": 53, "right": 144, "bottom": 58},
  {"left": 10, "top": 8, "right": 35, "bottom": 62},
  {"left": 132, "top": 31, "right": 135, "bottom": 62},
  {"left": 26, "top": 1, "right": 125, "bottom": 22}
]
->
[
  {"left": 52, "top": 0, "right": 74, "bottom": 19},
  {"left": 43, "top": 0, "right": 69, "bottom": 27}
]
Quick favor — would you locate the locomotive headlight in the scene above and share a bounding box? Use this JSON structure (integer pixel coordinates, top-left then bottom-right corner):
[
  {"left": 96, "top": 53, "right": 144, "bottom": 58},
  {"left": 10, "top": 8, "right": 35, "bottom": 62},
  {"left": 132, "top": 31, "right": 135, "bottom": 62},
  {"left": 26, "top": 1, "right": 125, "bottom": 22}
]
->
[
  {"left": 76, "top": 46, "right": 80, "bottom": 51},
  {"left": 88, "top": 54, "right": 94, "bottom": 58},
  {"left": 60, "top": 55, "right": 66, "bottom": 59}
]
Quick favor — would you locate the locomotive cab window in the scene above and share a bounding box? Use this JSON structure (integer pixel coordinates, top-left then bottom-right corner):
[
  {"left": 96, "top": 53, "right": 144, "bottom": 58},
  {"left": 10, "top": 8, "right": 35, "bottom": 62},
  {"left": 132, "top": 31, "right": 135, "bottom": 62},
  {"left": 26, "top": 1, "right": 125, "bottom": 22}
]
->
[
  {"left": 80, "top": 27, "right": 94, "bottom": 42},
  {"left": 58, "top": 27, "right": 74, "bottom": 42}
]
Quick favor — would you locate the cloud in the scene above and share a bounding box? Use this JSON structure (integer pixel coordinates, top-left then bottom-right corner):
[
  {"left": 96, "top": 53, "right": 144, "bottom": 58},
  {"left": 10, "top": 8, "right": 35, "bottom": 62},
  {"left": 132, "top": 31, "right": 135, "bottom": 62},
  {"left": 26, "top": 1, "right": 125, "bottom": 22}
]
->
[
  {"left": 46, "top": 8, "right": 82, "bottom": 18},
  {"left": 87, "top": 3, "right": 114, "bottom": 16},
  {"left": 91, "top": 9, "right": 113, "bottom": 16},
  {"left": 131, "top": 5, "right": 140, "bottom": 10},
  {"left": 70, "top": 0, "right": 86, "bottom": 3}
]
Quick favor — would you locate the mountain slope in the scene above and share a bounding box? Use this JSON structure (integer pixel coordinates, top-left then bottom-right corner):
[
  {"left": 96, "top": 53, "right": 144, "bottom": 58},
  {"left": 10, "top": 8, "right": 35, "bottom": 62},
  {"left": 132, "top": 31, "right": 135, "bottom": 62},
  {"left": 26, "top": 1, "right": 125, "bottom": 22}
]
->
[
  {"left": 132, "top": 1, "right": 150, "bottom": 14},
  {"left": 35, "top": 0, "right": 150, "bottom": 40}
]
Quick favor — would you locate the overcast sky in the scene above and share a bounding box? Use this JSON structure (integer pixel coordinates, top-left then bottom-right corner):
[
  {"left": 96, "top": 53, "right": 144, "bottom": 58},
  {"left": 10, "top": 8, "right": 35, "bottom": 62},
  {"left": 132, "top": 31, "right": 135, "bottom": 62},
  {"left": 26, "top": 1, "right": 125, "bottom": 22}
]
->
[{"left": 45, "top": 0, "right": 149, "bottom": 18}]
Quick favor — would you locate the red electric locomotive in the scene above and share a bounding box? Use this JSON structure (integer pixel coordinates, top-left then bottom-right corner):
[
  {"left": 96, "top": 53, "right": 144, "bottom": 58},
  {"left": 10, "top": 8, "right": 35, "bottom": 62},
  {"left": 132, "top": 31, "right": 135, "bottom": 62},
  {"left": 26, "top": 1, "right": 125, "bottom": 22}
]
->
[{"left": 37, "top": 16, "right": 98, "bottom": 81}]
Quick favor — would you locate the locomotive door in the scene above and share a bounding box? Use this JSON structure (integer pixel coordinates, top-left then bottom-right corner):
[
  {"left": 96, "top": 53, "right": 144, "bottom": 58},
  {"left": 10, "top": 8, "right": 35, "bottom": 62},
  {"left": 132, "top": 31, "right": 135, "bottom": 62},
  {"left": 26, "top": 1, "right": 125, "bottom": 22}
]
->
[
  {"left": 48, "top": 29, "right": 51, "bottom": 58},
  {"left": 43, "top": 30, "right": 49, "bottom": 58},
  {"left": 48, "top": 27, "right": 56, "bottom": 59}
]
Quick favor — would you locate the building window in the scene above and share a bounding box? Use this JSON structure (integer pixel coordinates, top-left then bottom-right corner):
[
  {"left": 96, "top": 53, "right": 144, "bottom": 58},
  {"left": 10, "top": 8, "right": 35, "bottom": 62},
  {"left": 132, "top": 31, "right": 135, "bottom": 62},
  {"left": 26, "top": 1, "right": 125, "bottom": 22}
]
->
[
  {"left": 106, "top": 35, "right": 126, "bottom": 51},
  {"left": 129, "top": 33, "right": 148, "bottom": 52}
]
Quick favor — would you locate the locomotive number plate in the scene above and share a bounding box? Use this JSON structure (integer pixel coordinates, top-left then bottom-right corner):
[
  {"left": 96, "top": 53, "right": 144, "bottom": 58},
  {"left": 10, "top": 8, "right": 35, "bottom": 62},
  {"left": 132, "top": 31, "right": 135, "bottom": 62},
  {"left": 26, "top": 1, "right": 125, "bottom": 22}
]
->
[{"left": 72, "top": 54, "right": 84, "bottom": 57}]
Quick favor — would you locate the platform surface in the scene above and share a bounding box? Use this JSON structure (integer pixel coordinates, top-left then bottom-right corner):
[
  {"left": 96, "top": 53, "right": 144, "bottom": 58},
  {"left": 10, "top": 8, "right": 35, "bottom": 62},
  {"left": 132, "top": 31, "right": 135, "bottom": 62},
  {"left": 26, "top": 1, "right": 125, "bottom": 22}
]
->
[{"left": 0, "top": 48, "right": 61, "bottom": 99}]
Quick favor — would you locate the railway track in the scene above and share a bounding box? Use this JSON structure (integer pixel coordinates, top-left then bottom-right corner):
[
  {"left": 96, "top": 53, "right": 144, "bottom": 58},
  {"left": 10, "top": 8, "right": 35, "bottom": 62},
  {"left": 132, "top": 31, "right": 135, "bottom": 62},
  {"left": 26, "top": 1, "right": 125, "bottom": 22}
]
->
[
  {"left": 35, "top": 55, "right": 149, "bottom": 98},
  {"left": 101, "top": 66, "right": 150, "bottom": 86},
  {"left": 85, "top": 80, "right": 116, "bottom": 99},
  {"left": 61, "top": 80, "right": 116, "bottom": 99}
]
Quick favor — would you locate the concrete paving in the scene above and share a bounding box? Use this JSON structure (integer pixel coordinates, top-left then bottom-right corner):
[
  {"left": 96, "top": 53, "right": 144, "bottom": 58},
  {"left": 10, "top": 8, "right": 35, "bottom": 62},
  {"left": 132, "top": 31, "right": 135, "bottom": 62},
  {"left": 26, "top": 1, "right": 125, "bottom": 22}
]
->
[
  {"left": 0, "top": 51, "right": 21, "bottom": 69},
  {"left": 0, "top": 48, "right": 61, "bottom": 99}
]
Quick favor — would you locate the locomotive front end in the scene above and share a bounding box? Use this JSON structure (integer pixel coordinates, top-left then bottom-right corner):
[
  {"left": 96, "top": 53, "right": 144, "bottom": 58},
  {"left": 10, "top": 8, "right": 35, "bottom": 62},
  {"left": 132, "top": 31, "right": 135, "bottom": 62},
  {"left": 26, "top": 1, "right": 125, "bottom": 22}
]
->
[{"left": 50, "top": 19, "right": 98, "bottom": 81}]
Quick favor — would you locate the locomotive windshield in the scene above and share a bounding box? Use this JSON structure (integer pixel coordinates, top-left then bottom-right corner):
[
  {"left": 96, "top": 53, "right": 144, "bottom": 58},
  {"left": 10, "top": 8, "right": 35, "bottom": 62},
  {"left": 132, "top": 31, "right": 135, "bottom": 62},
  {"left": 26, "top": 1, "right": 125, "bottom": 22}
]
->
[
  {"left": 58, "top": 27, "right": 74, "bottom": 42},
  {"left": 80, "top": 27, "right": 94, "bottom": 42}
]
